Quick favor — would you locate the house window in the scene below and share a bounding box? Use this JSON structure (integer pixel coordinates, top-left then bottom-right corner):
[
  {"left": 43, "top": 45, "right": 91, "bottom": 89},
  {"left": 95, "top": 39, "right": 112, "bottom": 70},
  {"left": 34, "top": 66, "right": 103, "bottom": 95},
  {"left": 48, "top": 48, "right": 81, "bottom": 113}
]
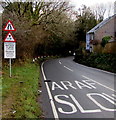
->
[
  {"left": 90, "top": 34, "right": 94, "bottom": 40},
  {"left": 91, "top": 35, "right": 94, "bottom": 40}
]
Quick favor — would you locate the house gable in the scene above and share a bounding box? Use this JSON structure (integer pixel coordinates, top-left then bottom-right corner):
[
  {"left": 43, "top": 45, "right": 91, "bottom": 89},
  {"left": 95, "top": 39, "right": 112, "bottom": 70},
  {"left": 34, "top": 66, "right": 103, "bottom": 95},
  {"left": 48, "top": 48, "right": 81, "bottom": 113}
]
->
[
  {"left": 87, "top": 14, "right": 116, "bottom": 34},
  {"left": 86, "top": 14, "right": 116, "bottom": 51}
]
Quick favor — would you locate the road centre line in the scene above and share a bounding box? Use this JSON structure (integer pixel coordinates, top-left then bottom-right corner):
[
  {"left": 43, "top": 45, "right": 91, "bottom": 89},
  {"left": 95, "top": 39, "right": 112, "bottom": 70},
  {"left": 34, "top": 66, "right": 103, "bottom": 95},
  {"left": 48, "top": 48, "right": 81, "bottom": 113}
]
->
[
  {"left": 82, "top": 75, "right": 116, "bottom": 92},
  {"left": 59, "top": 60, "right": 62, "bottom": 64},
  {"left": 64, "top": 66, "right": 73, "bottom": 72},
  {"left": 41, "top": 62, "right": 59, "bottom": 119}
]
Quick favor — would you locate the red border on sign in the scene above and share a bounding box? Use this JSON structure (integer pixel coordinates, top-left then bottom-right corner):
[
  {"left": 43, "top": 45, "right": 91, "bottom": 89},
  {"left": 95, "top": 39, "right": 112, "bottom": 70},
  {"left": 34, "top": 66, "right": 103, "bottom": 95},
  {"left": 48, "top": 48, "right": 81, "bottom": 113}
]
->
[
  {"left": 3, "top": 32, "right": 16, "bottom": 42},
  {"left": 3, "top": 20, "right": 16, "bottom": 31}
]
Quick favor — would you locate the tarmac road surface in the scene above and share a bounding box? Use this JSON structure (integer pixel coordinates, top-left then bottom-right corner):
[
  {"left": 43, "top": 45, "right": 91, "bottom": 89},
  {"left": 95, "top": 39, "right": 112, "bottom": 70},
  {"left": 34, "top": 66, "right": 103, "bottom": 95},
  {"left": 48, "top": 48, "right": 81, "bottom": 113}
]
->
[{"left": 40, "top": 57, "right": 116, "bottom": 120}]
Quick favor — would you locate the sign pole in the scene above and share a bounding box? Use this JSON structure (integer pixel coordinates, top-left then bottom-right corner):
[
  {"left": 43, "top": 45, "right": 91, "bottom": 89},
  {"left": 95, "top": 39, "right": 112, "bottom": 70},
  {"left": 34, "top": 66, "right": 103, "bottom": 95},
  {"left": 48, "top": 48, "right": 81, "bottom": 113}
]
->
[{"left": 9, "top": 58, "right": 11, "bottom": 77}]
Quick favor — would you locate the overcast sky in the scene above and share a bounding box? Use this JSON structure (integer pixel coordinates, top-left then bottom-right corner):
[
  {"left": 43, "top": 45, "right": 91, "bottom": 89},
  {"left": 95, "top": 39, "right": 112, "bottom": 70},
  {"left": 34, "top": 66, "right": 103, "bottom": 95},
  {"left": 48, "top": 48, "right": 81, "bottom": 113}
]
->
[
  {"left": 69, "top": 0, "right": 115, "bottom": 18},
  {"left": 69, "top": 0, "right": 115, "bottom": 8},
  {"left": 0, "top": 0, "right": 115, "bottom": 15}
]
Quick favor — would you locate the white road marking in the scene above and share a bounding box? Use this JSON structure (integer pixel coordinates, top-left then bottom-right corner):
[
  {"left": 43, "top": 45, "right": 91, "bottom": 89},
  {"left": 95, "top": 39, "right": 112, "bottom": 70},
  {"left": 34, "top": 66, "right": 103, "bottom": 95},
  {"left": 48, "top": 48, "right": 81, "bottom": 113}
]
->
[
  {"left": 112, "top": 94, "right": 116, "bottom": 97},
  {"left": 102, "top": 93, "right": 116, "bottom": 101},
  {"left": 61, "top": 81, "right": 77, "bottom": 90},
  {"left": 70, "top": 94, "right": 101, "bottom": 113},
  {"left": 41, "top": 62, "right": 59, "bottom": 119},
  {"left": 87, "top": 93, "right": 116, "bottom": 111},
  {"left": 82, "top": 75, "right": 116, "bottom": 92},
  {"left": 59, "top": 60, "right": 62, "bottom": 64},
  {"left": 52, "top": 82, "right": 64, "bottom": 91},
  {"left": 54, "top": 94, "right": 77, "bottom": 114},
  {"left": 82, "top": 80, "right": 96, "bottom": 89},
  {"left": 64, "top": 66, "right": 73, "bottom": 72}
]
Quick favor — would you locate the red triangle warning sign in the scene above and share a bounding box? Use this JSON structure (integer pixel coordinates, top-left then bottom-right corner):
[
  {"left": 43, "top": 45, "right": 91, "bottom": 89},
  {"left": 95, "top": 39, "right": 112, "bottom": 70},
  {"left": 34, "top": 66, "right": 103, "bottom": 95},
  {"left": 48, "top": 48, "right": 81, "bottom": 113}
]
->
[
  {"left": 4, "top": 32, "right": 16, "bottom": 42},
  {"left": 3, "top": 20, "right": 16, "bottom": 31}
]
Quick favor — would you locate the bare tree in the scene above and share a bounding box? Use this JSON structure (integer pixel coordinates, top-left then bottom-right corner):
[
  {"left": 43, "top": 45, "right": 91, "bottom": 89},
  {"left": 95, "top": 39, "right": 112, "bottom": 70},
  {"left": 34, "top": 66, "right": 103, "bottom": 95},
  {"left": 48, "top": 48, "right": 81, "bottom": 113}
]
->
[
  {"left": 114, "top": 1, "right": 116, "bottom": 14},
  {"left": 91, "top": 3, "right": 106, "bottom": 21},
  {"left": 2, "top": 0, "right": 76, "bottom": 58},
  {"left": 91, "top": 2, "right": 114, "bottom": 21}
]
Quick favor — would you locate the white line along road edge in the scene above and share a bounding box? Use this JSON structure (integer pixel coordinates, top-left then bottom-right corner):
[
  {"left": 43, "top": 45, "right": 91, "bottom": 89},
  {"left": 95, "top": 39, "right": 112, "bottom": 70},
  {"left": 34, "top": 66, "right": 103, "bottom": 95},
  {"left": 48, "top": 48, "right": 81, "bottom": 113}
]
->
[
  {"left": 82, "top": 75, "right": 116, "bottom": 92},
  {"left": 41, "top": 62, "right": 59, "bottom": 120}
]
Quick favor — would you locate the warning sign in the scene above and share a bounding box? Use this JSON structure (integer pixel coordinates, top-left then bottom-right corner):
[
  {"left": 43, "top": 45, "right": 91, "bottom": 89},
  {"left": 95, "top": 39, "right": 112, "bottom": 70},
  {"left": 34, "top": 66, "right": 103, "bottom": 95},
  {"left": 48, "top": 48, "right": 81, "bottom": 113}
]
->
[
  {"left": 3, "top": 20, "right": 16, "bottom": 31},
  {"left": 3, "top": 32, "right": 16, "bottom": 42},
  {"left": 4, "top": 42, "right": 16, "bottom": 58}
]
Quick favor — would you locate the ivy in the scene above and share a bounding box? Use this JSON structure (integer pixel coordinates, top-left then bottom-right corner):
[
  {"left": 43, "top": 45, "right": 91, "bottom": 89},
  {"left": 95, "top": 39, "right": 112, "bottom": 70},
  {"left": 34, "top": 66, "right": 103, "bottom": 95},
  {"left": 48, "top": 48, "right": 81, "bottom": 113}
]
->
[{"left": 101, "top": 36, "right": 111, "bottom": 47}]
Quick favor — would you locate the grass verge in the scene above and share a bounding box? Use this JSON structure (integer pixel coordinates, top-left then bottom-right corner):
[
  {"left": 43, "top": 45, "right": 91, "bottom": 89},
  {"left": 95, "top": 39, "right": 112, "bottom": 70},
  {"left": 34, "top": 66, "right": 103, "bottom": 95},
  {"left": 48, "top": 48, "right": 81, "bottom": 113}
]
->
[{"left": 2, "top": 60, "right": 42, "bottom": 118}]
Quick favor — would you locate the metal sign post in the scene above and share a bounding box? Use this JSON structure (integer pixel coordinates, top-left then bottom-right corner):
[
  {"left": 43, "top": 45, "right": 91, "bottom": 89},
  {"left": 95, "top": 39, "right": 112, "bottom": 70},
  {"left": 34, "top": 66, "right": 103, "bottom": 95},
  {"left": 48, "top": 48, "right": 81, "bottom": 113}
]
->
[
  {"left": 9, "top": 58, "right": 11, "bottom": 77},
  {"left": 3, "top": 20, "right": 16, "bottom": 77}
]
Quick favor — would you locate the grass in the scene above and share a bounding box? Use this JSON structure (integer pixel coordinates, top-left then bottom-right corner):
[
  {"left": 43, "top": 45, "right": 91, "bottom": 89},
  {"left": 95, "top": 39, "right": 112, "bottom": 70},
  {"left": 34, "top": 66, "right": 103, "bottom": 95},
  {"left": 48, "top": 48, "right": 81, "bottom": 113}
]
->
[{"left": 2, "top": 60, "right": 42, "bottom": 118}]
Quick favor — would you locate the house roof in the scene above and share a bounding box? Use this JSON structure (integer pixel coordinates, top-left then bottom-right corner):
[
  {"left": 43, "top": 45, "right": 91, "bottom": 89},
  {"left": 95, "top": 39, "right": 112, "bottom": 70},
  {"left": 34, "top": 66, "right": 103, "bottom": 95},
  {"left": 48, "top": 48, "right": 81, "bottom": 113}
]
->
[{"left": 87, "top": 14, "right": 116, "bottom": 34}]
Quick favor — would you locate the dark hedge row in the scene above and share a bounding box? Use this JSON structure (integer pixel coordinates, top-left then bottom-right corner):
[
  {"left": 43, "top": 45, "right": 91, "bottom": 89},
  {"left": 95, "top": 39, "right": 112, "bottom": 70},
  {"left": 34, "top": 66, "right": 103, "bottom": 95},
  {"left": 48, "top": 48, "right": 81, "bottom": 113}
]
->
[{"left": 74, "top": 53, "right": 116, "bottom": 73}]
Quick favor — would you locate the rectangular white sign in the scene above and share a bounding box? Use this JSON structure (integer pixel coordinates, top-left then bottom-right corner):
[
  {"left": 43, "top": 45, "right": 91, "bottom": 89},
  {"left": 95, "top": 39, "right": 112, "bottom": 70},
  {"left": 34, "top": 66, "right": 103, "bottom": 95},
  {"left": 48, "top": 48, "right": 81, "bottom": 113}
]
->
[{"left": 4, "top": 42, "right": 16, "bottom": 58}]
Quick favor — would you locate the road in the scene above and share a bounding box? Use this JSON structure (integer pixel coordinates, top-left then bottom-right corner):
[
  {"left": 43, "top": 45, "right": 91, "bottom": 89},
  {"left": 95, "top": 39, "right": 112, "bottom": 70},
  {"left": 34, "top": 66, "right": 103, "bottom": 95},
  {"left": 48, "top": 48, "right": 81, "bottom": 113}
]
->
[{"left": 40, "top": 57, "right": 116, "bottom": 120}]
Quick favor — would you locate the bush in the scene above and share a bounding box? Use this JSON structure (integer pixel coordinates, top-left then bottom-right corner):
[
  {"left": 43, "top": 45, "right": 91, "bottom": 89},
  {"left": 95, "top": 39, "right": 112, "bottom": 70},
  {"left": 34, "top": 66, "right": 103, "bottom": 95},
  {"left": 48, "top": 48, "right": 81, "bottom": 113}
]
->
[
  {"left": 101, "top": 36, "right": 111, "bottom": 47},
  {"left": 74, "top": 48, "right": 83, "bottom": 62},
  {"left": 74, "top": 52, "right": 116, "bottom": 73}
]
